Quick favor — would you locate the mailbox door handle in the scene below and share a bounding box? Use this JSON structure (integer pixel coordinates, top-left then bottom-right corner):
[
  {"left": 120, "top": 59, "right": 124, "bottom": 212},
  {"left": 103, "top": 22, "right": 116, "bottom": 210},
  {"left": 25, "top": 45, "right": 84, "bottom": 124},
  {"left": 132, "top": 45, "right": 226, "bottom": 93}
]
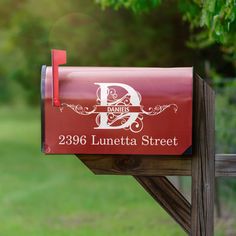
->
[{"left": 51, "top": 49, "right": 67, "bottom": 107}]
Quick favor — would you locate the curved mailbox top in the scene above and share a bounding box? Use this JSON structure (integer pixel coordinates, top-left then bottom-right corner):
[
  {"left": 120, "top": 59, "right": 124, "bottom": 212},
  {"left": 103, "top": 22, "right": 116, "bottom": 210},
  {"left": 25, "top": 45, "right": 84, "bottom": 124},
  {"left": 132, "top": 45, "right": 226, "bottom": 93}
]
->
[{"left": 41, "top": 66, "right": 193, "bottom": 155}]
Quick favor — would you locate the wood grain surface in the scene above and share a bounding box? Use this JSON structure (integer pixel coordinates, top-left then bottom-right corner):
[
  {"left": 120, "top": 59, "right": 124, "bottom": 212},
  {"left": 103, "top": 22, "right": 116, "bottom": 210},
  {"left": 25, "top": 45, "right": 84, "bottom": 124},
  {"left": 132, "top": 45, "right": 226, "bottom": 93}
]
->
[
  {"left": 191, "top": 75, "right": 215, "bottom": 236},
  {"left": 77, "top": 154, "right": 236, "bottom": 177}
]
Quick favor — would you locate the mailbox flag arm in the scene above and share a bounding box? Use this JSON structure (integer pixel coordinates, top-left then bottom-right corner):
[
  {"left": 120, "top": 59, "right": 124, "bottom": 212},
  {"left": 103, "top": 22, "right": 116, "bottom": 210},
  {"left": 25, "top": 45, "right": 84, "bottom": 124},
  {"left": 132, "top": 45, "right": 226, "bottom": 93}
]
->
[{"left": 51, "top": 49, "right": 67, "bottom": 107}]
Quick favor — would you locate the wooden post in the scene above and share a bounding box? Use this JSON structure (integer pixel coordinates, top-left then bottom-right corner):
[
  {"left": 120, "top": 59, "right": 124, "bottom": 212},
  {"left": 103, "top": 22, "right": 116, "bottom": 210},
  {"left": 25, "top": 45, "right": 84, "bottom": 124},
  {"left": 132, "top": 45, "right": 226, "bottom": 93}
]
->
[{"left": 191, "top": 75, "right": 215, "bottom": 235}]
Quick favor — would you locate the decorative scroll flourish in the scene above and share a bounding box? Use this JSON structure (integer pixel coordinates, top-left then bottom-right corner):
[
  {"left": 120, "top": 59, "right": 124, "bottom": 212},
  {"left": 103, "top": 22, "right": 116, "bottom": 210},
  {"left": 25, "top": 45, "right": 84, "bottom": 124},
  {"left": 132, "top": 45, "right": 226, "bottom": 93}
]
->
[
  {"left": 60, "top": 103, "right": 97, "bottom": 115},
  {"left": 141, "top": 104, "right": 178, "bottom": 116},
  {"left": 96, "top": 87, "right": 119, "bottom": 105},
  {"left": 123, "top": 114, "right": 144, "bottom": 133},
  {"left": 60, "top": 86, "right": 178, "bottom": 133}
]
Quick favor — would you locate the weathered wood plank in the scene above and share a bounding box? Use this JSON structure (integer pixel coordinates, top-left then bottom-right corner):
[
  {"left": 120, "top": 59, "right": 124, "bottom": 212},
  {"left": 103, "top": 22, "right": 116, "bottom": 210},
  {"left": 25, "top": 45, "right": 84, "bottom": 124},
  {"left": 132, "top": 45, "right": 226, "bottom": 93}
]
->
[
  {"left": 215, "top": 154, "right": 236, "bottom": 177},
  {"left": 76, "top": 154, "right": 236, "bottom": 177},
  {"left": 191, "top": 75, "right": 215, "bottom": 236},
  {"left": 135, "top": 176, "right": 191, "bottom": 234},
  {"left": 77, "top": 154, "right": 192, "bottom": 176}
]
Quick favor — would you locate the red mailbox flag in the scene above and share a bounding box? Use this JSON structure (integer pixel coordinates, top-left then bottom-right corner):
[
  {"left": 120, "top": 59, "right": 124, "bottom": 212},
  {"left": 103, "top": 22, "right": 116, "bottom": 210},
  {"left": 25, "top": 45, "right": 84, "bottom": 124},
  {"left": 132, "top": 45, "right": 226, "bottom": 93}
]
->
[
  {"left": 51, "top": 49, "right": 67, "bottom": 107},
  {"left": 42, "top": 50, "right": 193, "bottom": 156}
]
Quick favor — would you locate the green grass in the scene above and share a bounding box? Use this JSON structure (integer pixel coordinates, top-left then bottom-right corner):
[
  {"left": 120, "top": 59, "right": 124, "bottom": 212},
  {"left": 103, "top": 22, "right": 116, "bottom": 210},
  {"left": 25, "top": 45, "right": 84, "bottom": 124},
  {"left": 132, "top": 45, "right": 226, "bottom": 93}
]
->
[
  {"left": 0, "top": 107, "right": 184, "bottom": 236},
  {"left": 0, "top": 107, "right": 235, "bottom": 235}
]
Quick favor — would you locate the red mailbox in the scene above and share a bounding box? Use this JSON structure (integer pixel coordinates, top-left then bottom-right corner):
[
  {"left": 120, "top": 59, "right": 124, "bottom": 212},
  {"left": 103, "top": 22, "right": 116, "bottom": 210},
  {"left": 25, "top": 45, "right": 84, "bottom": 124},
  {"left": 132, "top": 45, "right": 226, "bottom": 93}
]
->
[{"left": 41, "top": 50, "right": 193, "bottom": 155}]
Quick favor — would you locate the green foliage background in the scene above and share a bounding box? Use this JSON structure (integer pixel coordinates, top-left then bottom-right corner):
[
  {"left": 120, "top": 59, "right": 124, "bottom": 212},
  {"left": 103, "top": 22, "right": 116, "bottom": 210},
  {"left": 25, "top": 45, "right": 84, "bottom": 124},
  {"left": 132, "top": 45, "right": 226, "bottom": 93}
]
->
[
  {"left": 97, "top": 0, "right": 236, "bottom": 63},
  {"left": 0, "top": 0, "right": 235, "bottom": 152},
  {"left": 0, "top": 0, "right": 235, "bottom": 105},
  {"left": 0, "top": 1, "right": 236, "bottom": 234}
]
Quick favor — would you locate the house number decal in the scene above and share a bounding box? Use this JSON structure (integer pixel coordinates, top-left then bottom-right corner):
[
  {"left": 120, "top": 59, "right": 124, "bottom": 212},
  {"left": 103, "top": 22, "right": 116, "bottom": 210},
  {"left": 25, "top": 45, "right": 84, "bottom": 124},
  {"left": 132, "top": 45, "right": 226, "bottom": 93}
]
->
[{"left": 60, "top": 83, "right": 178, "bottom": 133}]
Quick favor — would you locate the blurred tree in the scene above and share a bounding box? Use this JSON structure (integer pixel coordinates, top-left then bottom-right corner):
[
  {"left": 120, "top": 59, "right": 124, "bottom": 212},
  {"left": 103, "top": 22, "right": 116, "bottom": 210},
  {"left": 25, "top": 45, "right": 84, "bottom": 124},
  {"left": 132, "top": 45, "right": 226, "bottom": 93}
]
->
[
  {"left": 97, "top": 0, "right": 236, "bottom": 67},
  {"left": 216, "top": 82, "right": 236, "bottom": 153},
  {"left": 0, "top": 0, "right": 197, "bottom": 105},
  {"left": 0, "top": 0, "right": 235, "bottom": 105}
]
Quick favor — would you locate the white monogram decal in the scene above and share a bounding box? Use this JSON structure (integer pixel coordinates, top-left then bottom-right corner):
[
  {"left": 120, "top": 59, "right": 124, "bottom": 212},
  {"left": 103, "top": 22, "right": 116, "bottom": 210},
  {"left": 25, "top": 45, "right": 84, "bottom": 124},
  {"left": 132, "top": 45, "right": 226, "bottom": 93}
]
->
[{"left": 60, "top": 83, "right": 178, "bottom": 133}]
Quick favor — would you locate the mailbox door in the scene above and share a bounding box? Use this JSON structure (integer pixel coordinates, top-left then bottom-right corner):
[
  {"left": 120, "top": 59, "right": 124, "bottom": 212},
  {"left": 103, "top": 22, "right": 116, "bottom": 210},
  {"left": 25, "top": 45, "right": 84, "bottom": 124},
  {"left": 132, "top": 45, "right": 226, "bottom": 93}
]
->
[{"left": 41, "top": 67, "right": 193, "bottom": 155}]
